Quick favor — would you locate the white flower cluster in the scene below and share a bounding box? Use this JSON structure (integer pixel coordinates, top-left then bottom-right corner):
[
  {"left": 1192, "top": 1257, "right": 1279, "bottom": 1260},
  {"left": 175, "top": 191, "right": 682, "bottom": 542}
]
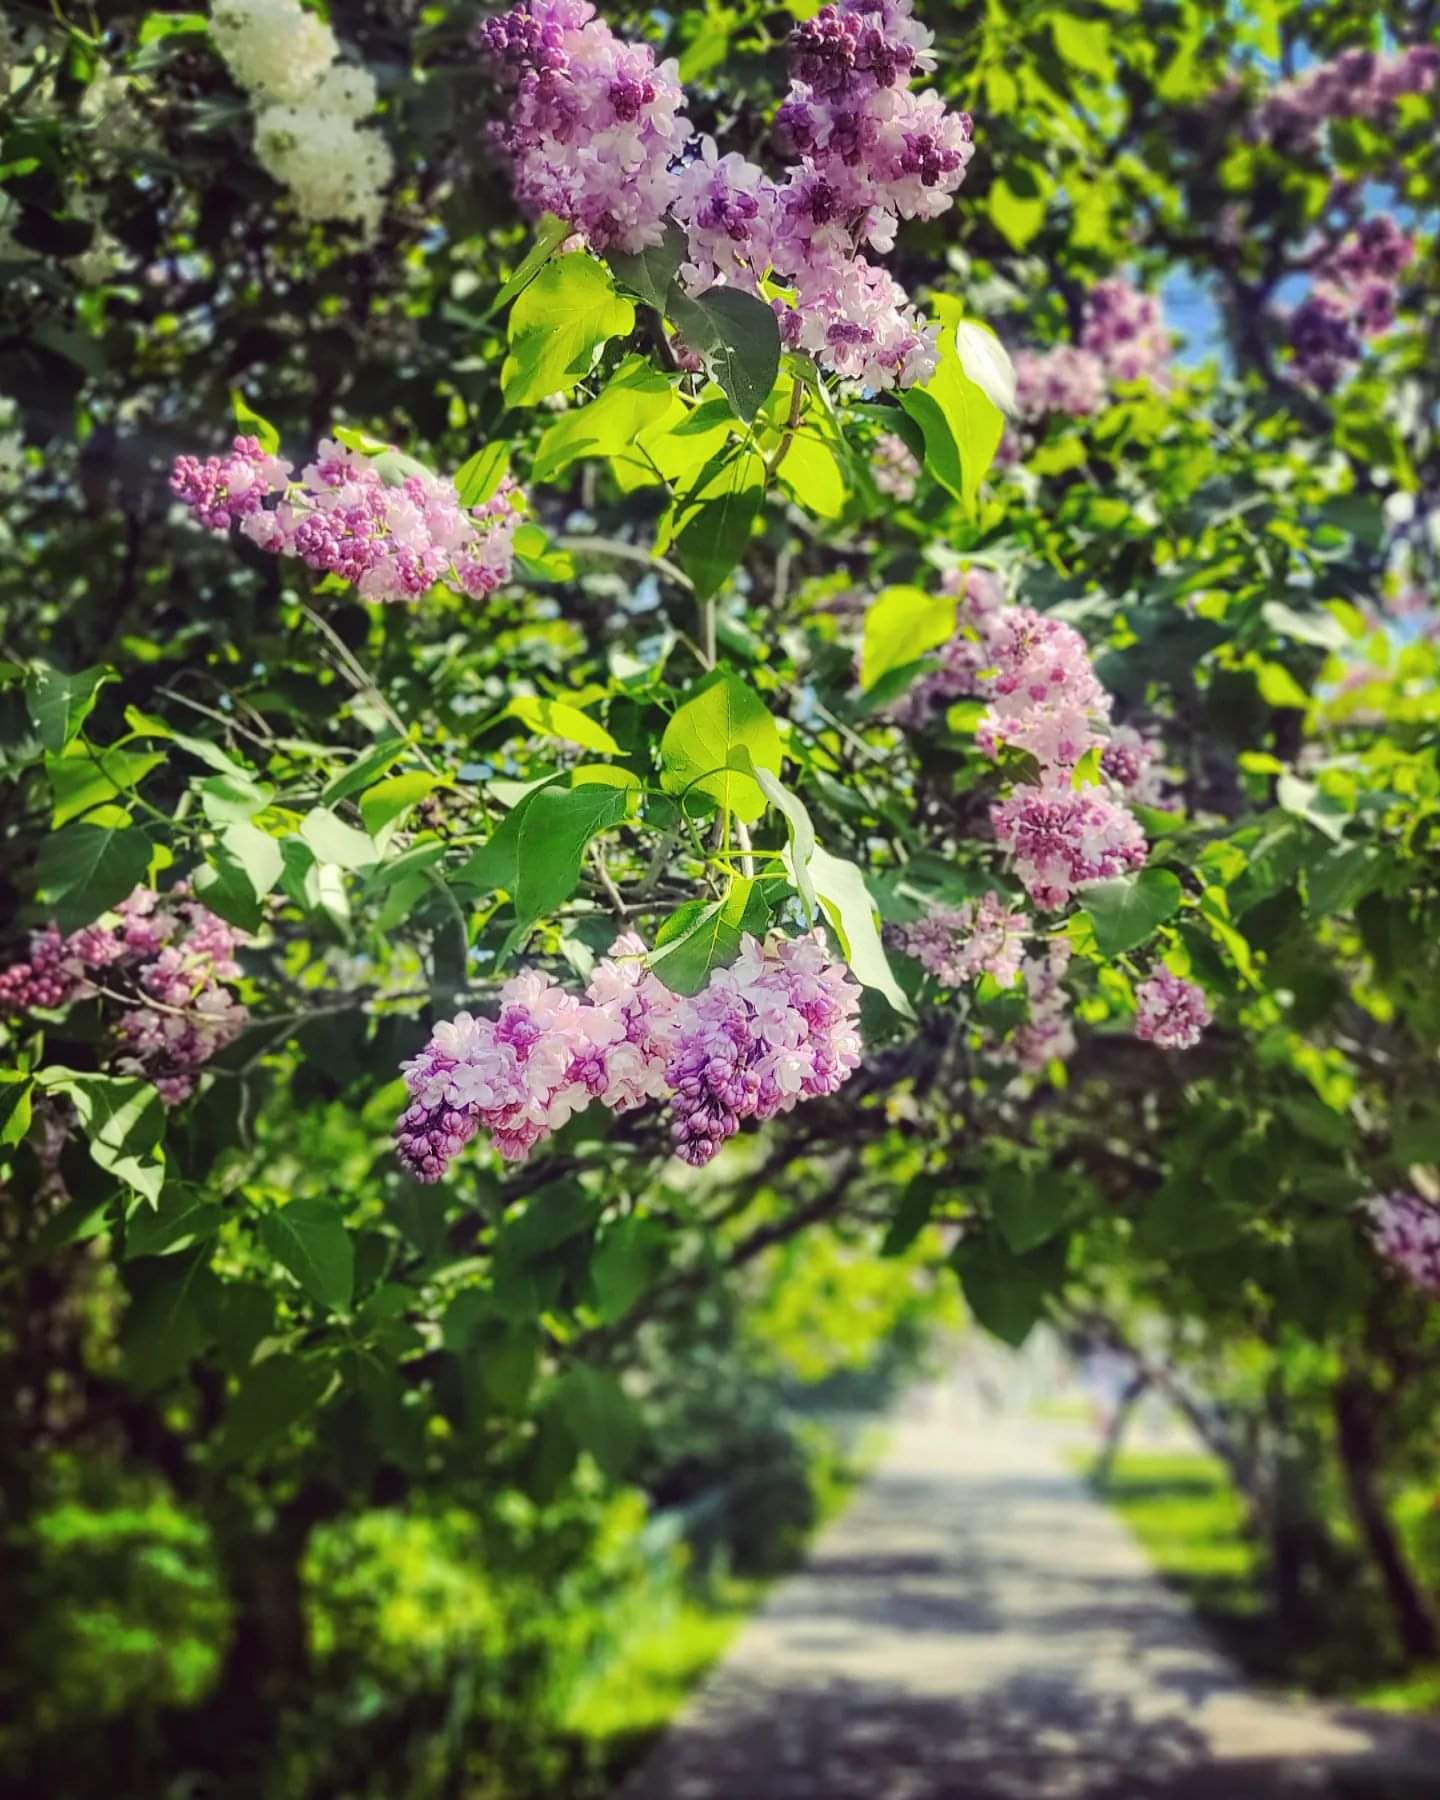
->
[
  {"left": 209, "top": 0, "right": 393, "bottom": 238},
  {"left": 0, "top": 396, "right": 24, "bottom": 495}
]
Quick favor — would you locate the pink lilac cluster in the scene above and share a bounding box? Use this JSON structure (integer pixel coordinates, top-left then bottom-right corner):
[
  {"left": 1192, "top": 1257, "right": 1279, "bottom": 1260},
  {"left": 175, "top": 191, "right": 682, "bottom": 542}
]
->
[
  {"left": 1012, "top": 346, "right": 1107, "bottom": 420},
  {"left": 1010, "top": 937, "right": 1076, "bottom": 1072},
  {"left": 1101, "top": 724, "right": 1172, "bottom": 809},
  {"left": 1080, "top": 280, "right": 1170, "bottom": 385},
  {"left": 990, "top": 778, "right": 1147, "bottom": 911},
  {"left": 1133, "top": 968, "right": 1211, "bottom": 1050},
  {"left": 1365, "top": 1192, "right": 1440, "bottom": 1299},
  {"left": 1255, "top": 45, "right": 1439, "bottom": 152},
  {"left": 475, "top": 0, "right": 688, "bottom": 252},
  {"left": 889, "top": 566, "right": 1008, "bottom": 727},
  {"left": 0, "top": 887, "right": 248, "bottom": 1105},
  {"left": 394, "top": 930, "right": 862, "bottom": 1180},
  {"left": 898, "top": 892, "right": 1027, "bottom": 988},
  {"left": 1288, "top": 216, "right": 1416, "bottom": 391},
  {"left": 872, "top": 430, "right": 919, "bottom": 501},
  {"left": 978, "top": 606, "right": 1114, "bottom": 770},
  {"left": 172, "top": 436, "right": 524, "bottom": 603}
]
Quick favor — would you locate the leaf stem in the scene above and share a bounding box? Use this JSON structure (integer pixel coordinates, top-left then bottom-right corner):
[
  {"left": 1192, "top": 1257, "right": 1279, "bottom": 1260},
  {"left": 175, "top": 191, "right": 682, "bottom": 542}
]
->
[{"left": 766, "top": 380, "right": 806, "bottom": 483}]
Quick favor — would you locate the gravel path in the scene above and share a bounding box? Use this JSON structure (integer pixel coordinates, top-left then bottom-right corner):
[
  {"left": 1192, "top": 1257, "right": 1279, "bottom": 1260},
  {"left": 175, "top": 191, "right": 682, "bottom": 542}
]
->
[{"left": 618, "top": 1394, "right": 1439, "bottom": 1800}]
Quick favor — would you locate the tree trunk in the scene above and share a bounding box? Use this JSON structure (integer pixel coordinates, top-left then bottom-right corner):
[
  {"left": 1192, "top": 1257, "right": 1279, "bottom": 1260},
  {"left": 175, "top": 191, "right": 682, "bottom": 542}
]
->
[{"left": 1334, "top": 1377, "right": 1440, "bottom": 1663}]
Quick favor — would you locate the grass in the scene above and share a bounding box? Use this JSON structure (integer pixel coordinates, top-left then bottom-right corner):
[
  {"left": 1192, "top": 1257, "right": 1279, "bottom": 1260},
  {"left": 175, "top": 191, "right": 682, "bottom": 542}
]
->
[{"left": 1073, "top": 1446, "right": 1440, "bottom": 1716}]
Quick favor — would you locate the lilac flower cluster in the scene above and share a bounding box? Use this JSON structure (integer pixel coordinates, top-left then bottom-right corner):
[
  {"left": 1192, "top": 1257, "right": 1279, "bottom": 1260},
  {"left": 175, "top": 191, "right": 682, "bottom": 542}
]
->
[
  {"left": 665, "top": 931, "right": 863, "bottom": 1165},
  {"left": 978, "top": 606, "right": 1114, "bottom": 770},
  {"left": 1133, "top": 968, "right": 1211, "bottom": 1051},
  {"left": 1012, "top": 345, "right": 1107, "bottom": 421},
  {"left": 394, "top": 930, "right": 862, "bottom": 1181},
  {"left": 1365, "top": 1192, "right": 1440, "bottom": 1299},
  {"left": 1101, "top": 724, "right": 1172, "bottom": 809},
  {"left": 1288, "top": 215, "right": 1416, "bottom": 391},
  {"left": 1011, "top": 938, "right": 1076, "bottom": 1072},
  {"left": 1079, "top": 280, "right": 1171, "bottom": 386},
  {"left": 171, "top": 436, "right": 525, "bottom": 603},
  {"left": 0, "top": 887, "right": 249, "bottom": 1105},
  {"left": 990, "top": 778, "right": 1147, "bottom": 911},
  {"left": 1255, "top": 45, "right": 1439, "bottom": 153},
  {"left": 898, "top": 892, "right": 1027, "bottom": 988},
  {"left": 871, "top": 430, "right": 920, "bottom": 501},
  {"left": 476, "top": 0, "right": 688, "bottom": 253},
  {"left": 480, "top": 0, "right": 973, "bottom": 389}
]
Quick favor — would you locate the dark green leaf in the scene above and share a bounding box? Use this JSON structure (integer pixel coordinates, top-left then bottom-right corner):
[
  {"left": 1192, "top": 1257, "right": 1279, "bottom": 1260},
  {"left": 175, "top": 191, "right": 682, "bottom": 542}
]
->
[{"left": 259, "top": 1199, "right": 354, "bottom": 1313}]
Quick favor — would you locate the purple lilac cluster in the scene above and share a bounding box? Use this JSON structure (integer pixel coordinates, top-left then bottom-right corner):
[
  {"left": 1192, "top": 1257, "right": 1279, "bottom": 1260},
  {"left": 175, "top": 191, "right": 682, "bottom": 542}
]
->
[
  {"left": 1133, "top": 968, "right": 1211, "bottom": 1051},
  {"left": 480, "top": 0, "right": 972, "bottom": 390},
  {"left": 0, "top": 887, "right": 249, "bottom": 1105},
  {"left": 1256, "top": 45, "right": 1439, "bottom": 152},
  {"left": 394, "top": 930, "right": 862, "bottom": 1181},
  {"left": 1288, "top": 216, "right": 1417, "bottom": 391},
  {"left": 1100, "top": 724, "right": 1172, "bottom": 810},
  {"left": 171, "top": 436, "right": 524, "bottom": 603},
  {"left": 871, "top": 430, "right": 919, "bottom": 501},
  {"left": 1079, "top": 280, "right": 1171, "bottom": 385},
  {"left": 978, "top": 606, "right": 1114, "bottom": 770},
  {"left": 476, "top": 0, "right": 688, "bottom": 253},
  {"left": 898, "top": 892, "right": 1027, "bottom": 988},
  {"left": 1365, "top": 1192, "right": 1440, "bottom": 1299},
  {"left": 990, "top": 778, "right": 1147, "bottom": 911}
]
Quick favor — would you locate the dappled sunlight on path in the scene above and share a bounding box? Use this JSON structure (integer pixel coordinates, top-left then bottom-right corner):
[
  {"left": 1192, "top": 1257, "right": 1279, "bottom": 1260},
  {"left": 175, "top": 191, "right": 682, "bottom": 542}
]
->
[{"left": 618, "top": 1395, "right": 1440, "bottom": 1799}]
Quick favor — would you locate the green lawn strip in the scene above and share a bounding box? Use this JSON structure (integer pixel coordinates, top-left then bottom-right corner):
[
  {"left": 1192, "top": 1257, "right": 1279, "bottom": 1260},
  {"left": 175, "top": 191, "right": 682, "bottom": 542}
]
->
[{"left": 1070, "top": 1447, "right": 1440, "bottom": 1714}]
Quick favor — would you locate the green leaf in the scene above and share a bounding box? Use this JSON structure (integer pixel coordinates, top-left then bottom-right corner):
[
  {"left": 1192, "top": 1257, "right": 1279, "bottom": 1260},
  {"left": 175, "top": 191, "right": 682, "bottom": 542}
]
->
[
  {"left": 26, "top": 664, "right": 112, "bottom": 753},
  {"left": 1050, "top": 14, "right": 1115, "bottom": 82},
  {"left": 899, "top": 303, "right": 1005, "bottom": 513},
  {"left": 606, "top": 219, "right": 688, "bottom": 312},
  {"left": 591, "top": 1218, "right": 667, "bottom": 1323},
  {"left": 987, "top": 176, "right": 1047, "bottom": 250},
  {"left": 859, "top": 584, "right": 959, "bottom": 693},
  {"left": 456, "top": 784, "right": 631, "bottom": 946},
  {"left": 300, "top": 806, "right": 378, "bottom": 870},
  {"left": 197, "top": 820, "right": 285, "bottom": 933},
  {"left": 650, "top": 879, "right": 770, "bottom": 996},
  {"left": 0, "top": 1073, "right": 34, "bottom": 1149},
  {"left": 666, "top": 285, "right": 781, "bottom": 423},
  {"left": 671, "top": 446, "right": 766, "bottom": 600},
  {"left": 360, "top": 772, "right": 437, "bottom": 836},
  {"left": 1081, "top": 869, "right": 1183, "bottom": 956},
  {"left": 950, "top": 1233, "right": 1066, "bottom": 1346},
  {"left": 807, "top": 844, "right": 914, "bottom": 1019},
  {"left": 552, "top": 1365, "right": 641, "bottom": 1480},
  {"left": 35, "top": 822, "right": 153, "bottom": 932},
  {"left": 501, "top": 253, "right": 635, "bottom": 406},
  {"left": 506, "top": 695, "right": 622, "bottom": 755},
  {"left": 121, "top": 1248, "right": 219, "bottom": 1390},
  {"left": 532, "top": 356, "right": 682, "bottom": 484},
  {"left": 1261, "top": 600, "right": 1348, "bottom": 652},
  {"left": 487, "top": 212, "right": 574, "bottom": 318},
  {"left": 126, "top": 1184, "right": 224, "bottom": 1259},
  {"left": 199, "top": 773, "right": 275, "bottom": 825},
  {"left": 138, "top": 11, "right": 207, "bottom": 46},
  {"left": 39, "top": 1070, "right": 166, "bottom": 1204},
  {"left": 454, "top": 441, "right": 512, "bottom": 509},
  {"left": 990, "top": 1164, "right": 1077, "bottom": 1255},
  {"left": 321, "top": 738, "right": 407, "bottom": 805},
  {"left": 215, "top": 1354, "right": 332, "bottom": 1465},
  {"left": 755, "top": 769, "right": 817, "bottom": 921},
  {"left": 660, "top": 672, "right": 782, "bottom": 824},
  {"left": 259, "top": 1198, "right": 354, "bottom": 1313},
  {"left": 230, "top": 390, "right": 280, "bottom": 455},
  {"left": 47, "top": 745, "right": 164, "bottom": 827},
  {"left": 1276, "top": 774, "right": 1347, "bottom": 845},
  {"left": 123, "top": 706, "right": 249, "bottom": 777}
]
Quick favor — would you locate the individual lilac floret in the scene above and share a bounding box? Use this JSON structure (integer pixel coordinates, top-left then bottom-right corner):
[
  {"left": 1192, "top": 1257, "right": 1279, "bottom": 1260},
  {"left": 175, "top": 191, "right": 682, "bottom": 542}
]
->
[
  {"left": 1366, "top": 1192, "right": 1440, "bottom": 1299},
  {"left": 171, "top": 435, "right": 525, "bottom": 604},
  {"left": 477, "top": 0, "right": 689, "bottom": 253},
  {"left": 1133, "top": 969, "right": 1211, "bottom": 1050},
  {"left": 665, "top": 932, "right": 863, "bottom": 1167},
  {"left": 990, "top": 778, "right": 1147, "bottom": 910},
  {"left": 899, "top": 893, "right": 1028, "bottom": 989},
  {"left": 0, "top": 887, "right": 249, "bottom": 1104}
]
